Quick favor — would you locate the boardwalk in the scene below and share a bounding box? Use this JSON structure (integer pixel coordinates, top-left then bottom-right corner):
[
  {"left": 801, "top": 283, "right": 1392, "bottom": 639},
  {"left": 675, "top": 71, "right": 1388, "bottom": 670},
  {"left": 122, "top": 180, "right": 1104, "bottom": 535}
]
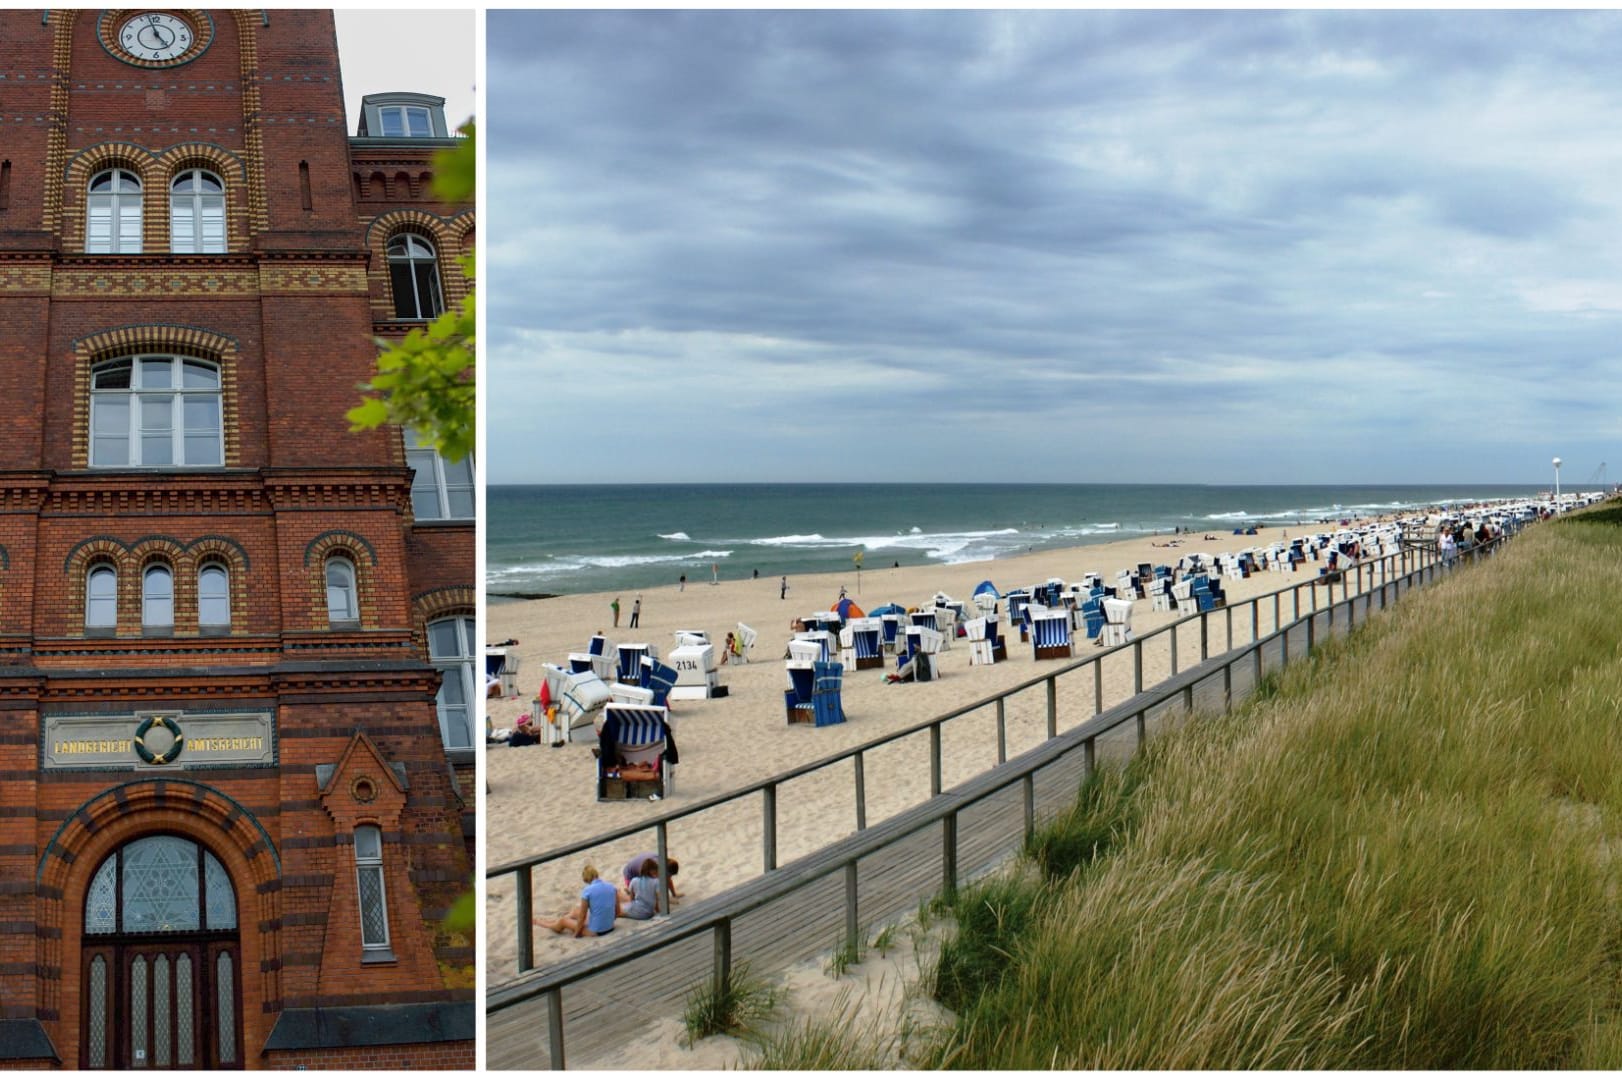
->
[{"left": 490, "top": 571, "right": 1435, "bottom": 1069}]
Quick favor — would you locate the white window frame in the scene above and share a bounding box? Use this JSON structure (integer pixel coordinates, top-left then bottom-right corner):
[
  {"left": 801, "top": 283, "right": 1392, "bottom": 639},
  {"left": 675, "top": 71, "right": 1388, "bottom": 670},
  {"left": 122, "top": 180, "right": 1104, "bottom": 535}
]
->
[
  {"left": 86, "top": 564, "right": 118, "bottom": 631},
  {"left": 87, "top": 168, "right": 143, "bottom": 254},
  {"left": 353, "top": 825, "right": 392, "bottom": 955},
  {"left": 378, "top": 104, "right": 432, "bottom": 138},
  {"left": 386, "top": 234, "right": 444, "bottom": 320},
  {"left": 325, "top": 557, "right": 358, "bottom": 624},
  {"left": 198, "top": 561, "right": 231, "bottom": 630},
  {"left": 89, "top": 355, "right": 223, "bottom": 468},
  {"left": 142, "top": 563, "right": 174, "bottom": 630},
  {"left": 427, "top": 615, "right": 476, "bottom": 752},
  {"left": 404, "top": 427, "right": 474, "bottom": 521},
  {"left": 170, "top": 168, "right": 226, "bottom": 254}
]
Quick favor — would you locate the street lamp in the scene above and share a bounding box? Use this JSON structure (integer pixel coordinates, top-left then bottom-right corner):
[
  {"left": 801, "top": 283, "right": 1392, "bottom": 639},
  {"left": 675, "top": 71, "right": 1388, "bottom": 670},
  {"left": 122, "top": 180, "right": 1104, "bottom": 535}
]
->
[{"left": 1553, "top": 456, "right": 1562, "bottom": 510}]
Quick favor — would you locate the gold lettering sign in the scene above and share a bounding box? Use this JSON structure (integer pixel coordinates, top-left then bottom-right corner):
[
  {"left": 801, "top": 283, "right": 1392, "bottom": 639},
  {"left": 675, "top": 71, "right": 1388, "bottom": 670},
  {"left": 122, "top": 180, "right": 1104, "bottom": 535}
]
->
[{"left": 42, "top": 714, "right": 274, "bottom": 770}]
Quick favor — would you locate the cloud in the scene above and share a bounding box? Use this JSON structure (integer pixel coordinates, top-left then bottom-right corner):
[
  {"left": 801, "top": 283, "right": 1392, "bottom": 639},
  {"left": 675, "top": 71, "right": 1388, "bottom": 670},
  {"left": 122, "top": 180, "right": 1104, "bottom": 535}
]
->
[{"left": 488, "top": 10, "right": 1622, "bottom": 484}]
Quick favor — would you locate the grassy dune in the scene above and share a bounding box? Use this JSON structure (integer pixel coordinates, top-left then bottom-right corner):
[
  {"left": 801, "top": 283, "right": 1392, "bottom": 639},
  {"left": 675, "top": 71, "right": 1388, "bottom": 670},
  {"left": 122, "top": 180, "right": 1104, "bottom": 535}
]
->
[{"left": 779, "top": 508, "right": 1622, "bottom": 1068}]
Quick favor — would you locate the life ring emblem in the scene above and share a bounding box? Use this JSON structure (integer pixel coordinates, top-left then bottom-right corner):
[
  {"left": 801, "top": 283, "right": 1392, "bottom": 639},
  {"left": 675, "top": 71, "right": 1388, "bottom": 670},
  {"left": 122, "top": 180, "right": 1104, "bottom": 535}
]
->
[{"left": 134, "top": 715, "right": 184, "bottom": 765}]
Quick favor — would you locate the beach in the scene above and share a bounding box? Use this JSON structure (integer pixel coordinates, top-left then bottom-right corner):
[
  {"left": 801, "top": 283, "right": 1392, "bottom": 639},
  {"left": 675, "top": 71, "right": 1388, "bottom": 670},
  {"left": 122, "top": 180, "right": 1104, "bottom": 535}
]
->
[{"left": 485, "top": 522, "right": 1368, "bottom": 980}]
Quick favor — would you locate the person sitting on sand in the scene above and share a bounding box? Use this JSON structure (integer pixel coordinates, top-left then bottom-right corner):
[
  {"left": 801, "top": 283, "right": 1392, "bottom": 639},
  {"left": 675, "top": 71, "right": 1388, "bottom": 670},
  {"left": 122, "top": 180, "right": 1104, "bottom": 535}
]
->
[
  {"left": 618, "top": 858, "right": 664, "bottom": 920},
  {"left": 535, "top": 864, "right": 619, "bottom": 938},
  {"left": 622, "top": 852, "right": 682, "bottom": 902},
  {"left": 720, "top": 631, "right": 736, "bottom": 665}
]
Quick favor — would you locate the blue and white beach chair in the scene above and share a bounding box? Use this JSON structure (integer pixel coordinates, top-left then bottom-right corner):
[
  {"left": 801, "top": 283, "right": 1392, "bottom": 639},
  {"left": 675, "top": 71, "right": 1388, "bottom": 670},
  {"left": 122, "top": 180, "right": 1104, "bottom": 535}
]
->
[
  {"left": 597, "top": 703, "right": 675, "bottom": 800},
  {"left": 1030, "top": 609, "right": 1073, "bottom": 661},
  {"left": 638, "top": 655, "right": 680, "bottom": 708},
  {"left": 784, "top": 661, "right": 817, "bottom": 723},
  {"left": 812, "top": 660, "right": 846, "bottom": 727},
  {"left": 617, "top": 642, "right": 653, "bottom": 684},
  {"left": 840, "top": 618, "right": 885, "bottom": 671}
]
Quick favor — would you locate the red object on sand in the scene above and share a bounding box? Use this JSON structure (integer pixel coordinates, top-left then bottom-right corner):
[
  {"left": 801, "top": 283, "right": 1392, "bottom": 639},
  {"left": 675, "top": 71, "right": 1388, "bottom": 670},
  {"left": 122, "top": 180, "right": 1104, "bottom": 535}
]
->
[{"left": 538, "top": 681, "right": 552, "bottom": 710}]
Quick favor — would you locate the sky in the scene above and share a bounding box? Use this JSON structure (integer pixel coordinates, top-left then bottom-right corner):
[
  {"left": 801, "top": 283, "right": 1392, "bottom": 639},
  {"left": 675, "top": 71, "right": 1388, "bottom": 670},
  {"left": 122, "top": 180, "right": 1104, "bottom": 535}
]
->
[
  {"left": 334, "top": 9, "right": 476, "bottom": 135},
  {"left": 487, "top": 10, "right": 1622, "bottom": 487}
]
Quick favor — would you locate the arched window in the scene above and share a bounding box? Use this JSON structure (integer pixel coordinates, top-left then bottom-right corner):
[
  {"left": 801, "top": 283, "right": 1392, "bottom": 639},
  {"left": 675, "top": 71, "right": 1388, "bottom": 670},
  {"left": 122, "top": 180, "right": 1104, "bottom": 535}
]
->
[
  {"left": 198, "top": 562, "right": 231, "bottom": 630},
  {"left": 405, "top": 426, "right": 474, "bottom": 520},
  {"left": 170, "top": 169, "right": 225, "bottom": 253},
  {"left": 87, "top": 168, "right": 143, "bottom": 253},
  {"left": 353, "top": 825, "right": 392, "bottom": 956},
  {"left": 325, "top": 557, "right": 358, "bottom": 624},
  {"left": 84, "top": 835, "right": 237, "bottom": 936},
  {"left": 90, "top": 355, "right": 222, "bottom": 467},
  {"left": 427, "top": 615, "right": 475, "bottom": 751},
  {"left": 86, "top": 563, "right": 118, "bottom": 631},
  {"left": 142, "top": 564, "right": 174, "bottom": 631},
  {"left": 386, "top": 234, "right": 444, "bottom": 320}
]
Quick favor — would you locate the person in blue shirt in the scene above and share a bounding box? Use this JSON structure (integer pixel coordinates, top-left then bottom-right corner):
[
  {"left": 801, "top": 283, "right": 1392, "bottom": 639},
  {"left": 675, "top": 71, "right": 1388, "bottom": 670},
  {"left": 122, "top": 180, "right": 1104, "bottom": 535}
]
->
[{"left": 535, "top": 863, "right": 621, "bottom": 937}]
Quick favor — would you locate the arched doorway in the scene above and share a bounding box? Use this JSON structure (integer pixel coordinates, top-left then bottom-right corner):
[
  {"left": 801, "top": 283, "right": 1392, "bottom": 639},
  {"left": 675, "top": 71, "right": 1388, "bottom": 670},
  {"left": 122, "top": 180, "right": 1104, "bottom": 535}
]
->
[{"left": 79, "top": 835, "right": 243, "bottom": 1070}]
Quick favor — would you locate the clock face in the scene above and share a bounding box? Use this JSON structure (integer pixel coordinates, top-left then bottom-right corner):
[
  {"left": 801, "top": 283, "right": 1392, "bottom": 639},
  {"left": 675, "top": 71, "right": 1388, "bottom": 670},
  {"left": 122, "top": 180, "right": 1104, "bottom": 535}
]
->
[{"left": 118, "top": 13, "right": 194, "bottom": 63}]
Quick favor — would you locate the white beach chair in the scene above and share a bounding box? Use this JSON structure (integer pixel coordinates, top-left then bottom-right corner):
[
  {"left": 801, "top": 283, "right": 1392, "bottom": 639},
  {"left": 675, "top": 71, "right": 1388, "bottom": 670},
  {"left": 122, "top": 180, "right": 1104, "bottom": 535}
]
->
[
  {"left": 1102, "top": 597, "right": 1133, "bottom": 647},
  {"left": 731, "top": 622, "right": 757, "bottom": 664}
]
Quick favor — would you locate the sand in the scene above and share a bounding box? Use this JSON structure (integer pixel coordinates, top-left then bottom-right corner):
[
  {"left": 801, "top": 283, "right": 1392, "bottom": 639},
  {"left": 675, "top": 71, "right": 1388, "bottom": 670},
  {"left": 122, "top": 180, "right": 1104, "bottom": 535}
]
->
[{"left": 484, "top": 523, "right": 1375, "bottom": 982}]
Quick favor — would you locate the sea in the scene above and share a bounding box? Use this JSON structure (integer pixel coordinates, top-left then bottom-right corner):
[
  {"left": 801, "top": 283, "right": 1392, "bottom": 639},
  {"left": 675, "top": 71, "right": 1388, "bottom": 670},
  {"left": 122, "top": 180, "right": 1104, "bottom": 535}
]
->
[{"left": 488, "top": 482, "right": 1545, "bottom": 600}]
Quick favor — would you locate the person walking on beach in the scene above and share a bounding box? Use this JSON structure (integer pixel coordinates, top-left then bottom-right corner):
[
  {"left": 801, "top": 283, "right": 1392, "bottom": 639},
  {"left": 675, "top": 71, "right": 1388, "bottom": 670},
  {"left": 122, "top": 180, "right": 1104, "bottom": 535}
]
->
[
  {"left": 711, "top": 562, "right": 719, "bottom": 586},
  {"left": 611, "top": 597, "right": 621, "bottom": 628},
  {"left": 678, "top": 574, "right": 686, "bottom": 592},
  {"left": 629, "top": 594, "right": 642, "bottom": 628},
  {"left": 780, "top": 576, "right": 789, "bottom": 600}
]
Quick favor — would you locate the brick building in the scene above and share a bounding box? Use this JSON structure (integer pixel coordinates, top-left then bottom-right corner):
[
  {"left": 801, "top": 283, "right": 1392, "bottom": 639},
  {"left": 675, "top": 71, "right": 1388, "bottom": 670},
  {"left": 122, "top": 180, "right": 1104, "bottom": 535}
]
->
[{"left": 0, "top": 10, "right": 475, "bottom": 1070}]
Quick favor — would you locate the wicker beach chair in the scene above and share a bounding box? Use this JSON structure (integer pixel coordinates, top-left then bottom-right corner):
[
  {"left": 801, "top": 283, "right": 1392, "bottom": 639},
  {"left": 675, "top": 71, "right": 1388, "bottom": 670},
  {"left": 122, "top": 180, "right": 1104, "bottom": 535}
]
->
[
  {"left": 597, "top": 703, "right": 675, "bottom": 800},
  {"left": 1030, "top": 609, "right": 1072, "bottom": 661}
]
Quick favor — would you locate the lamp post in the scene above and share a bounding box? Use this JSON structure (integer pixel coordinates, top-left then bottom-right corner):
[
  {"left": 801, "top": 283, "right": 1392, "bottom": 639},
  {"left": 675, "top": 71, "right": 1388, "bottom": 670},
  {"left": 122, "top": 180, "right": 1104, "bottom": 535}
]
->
[{"left": 1553, "top": 456, "right": 1562, "bottom": 511}]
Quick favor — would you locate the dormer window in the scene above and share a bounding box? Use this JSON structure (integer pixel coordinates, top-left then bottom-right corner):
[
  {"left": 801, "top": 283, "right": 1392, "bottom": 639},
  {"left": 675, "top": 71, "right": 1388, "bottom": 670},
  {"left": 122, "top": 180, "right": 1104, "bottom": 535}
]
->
[{"left": 356, "top": 93, "right": 449, "bottom": 139}]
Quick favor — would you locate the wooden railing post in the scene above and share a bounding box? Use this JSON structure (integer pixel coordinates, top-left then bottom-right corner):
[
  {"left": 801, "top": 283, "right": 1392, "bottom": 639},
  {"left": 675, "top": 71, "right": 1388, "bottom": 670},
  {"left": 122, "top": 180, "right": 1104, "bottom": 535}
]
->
[
  {"left": 548, "top": 989, "right": 566, "bottom": 1071},
  {"left": 995, "top": 699, "right": 1007, "bottom": 765},
  {"left": 1022, "top": 773, "right": 1035, "bottom": 839},
  {"left": 1133, "top": 638, "right": 1143, "bottom": 694},
  {"left": 1200, "top": 611, "right": 1209, "bottom": 661},
  {"left": 1046, "top": 677, "right": 1057, "bottom": 740},
  {"left": 1094, "top": 656, "right": 1104, "bottom": 714},
  {"left": 942, "top": 811, "right": 959, "bottom": 899},
  {"left": 854, "top": 751, "right": 867, "bottom": 831},
  {"left": 763, "top": 784, "right": 778, "bottom": 872},
  {"left": 714, "top": 918, "right": 733, "bottom": 1003},
  {"left": 844, "top": 862, "right": 859, "bottom": 954},
  {"left": 930, "top": 723, "right": 943, "bottom": 796},
  {"left": 656, "top": 822, "right": 671, "bottom": 914},
  {"left": 516, "top": 869, "right": 534, "bottom": 974},
  {"left": 1170, "top": 624, "right": 1179, "bottom": 675}
]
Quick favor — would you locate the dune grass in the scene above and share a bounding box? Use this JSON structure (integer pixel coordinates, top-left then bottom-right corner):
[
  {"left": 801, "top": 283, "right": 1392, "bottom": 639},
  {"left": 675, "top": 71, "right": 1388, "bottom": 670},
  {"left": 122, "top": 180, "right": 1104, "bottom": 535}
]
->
[{"left": 777, "top": 509, "right": 1622, "bottom": 1068}]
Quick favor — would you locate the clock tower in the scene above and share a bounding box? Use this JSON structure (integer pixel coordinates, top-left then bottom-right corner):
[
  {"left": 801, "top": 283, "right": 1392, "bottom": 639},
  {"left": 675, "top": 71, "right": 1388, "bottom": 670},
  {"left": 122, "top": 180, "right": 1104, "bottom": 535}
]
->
[{"left": 0, "top": 10, "right": 475, "bottom": 1070}]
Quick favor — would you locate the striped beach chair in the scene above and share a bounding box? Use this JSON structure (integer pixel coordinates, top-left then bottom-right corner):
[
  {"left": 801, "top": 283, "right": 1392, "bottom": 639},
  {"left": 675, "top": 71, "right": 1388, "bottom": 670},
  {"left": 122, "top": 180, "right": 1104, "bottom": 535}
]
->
[
  {"left": 812, "top": 660, "right": 846, "bottom": 727},
  {"left": 616, "top": 642, "right": 653, "bottom": 684},
  {"left": 840, "top": 618, "right": 884, "bottom": 671},
  {"left": 597, "top": 703, "right": 674, "bottom": 800},
  {"left": 1030, "top": 610, "right": 1072, "bottom": 661},
  {"left": 784, "top": 661, "right": 816, "bottom": 723}
]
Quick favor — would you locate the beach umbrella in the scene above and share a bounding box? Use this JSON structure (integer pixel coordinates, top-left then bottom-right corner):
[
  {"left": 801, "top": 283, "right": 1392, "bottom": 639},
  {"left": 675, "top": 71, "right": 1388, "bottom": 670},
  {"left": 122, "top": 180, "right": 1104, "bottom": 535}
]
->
[
  {"left": 867, "top": 603, "right": 905, "bottom": 618},
  {"left": 832, "top": 597, "right": 865, "bottom": 620},
  {"left": 971, "top": 579, "right": 999, "bottom": 599}
]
